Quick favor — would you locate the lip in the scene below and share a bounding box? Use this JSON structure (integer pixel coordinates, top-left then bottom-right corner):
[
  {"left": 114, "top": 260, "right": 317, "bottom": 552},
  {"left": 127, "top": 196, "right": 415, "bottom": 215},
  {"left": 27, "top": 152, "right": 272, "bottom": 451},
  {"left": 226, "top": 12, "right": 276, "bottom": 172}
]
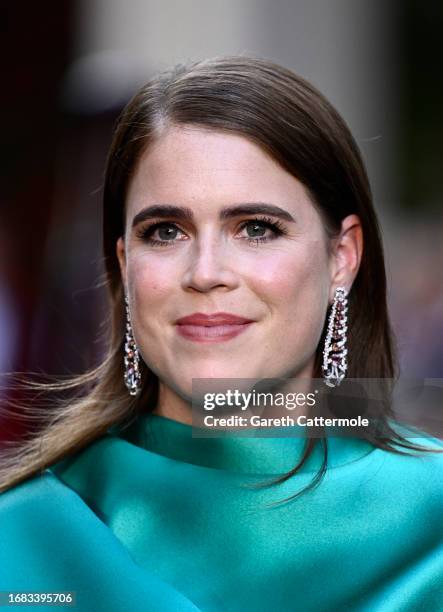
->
[
  {"left": 175, "top": 312, "right": 254, "bottom": 343},
  {"left": 176, "top": 312, "right": 253, "bottom": 325}
]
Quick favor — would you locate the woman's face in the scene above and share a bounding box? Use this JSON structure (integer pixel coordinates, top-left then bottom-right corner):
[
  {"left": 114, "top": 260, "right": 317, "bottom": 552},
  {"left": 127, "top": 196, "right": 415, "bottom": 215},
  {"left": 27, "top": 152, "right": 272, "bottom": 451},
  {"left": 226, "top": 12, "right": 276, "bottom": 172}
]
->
[{"left": 117, "top": 126, "right": 356, "bottom": 406}]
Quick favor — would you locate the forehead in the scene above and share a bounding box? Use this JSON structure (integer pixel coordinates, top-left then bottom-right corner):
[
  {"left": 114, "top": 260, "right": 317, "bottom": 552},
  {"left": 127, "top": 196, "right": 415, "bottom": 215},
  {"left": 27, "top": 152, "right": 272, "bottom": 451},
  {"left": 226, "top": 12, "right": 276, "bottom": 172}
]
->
[{"left": 125, "top": 125, "right": 313, "bottom": 219}]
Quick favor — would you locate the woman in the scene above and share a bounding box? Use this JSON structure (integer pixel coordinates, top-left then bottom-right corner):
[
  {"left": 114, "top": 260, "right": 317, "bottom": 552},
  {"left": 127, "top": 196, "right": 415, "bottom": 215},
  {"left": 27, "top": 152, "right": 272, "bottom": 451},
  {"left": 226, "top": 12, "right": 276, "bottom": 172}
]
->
[{"left": 1, "top": 56, "right": 442, "bottom": 611}]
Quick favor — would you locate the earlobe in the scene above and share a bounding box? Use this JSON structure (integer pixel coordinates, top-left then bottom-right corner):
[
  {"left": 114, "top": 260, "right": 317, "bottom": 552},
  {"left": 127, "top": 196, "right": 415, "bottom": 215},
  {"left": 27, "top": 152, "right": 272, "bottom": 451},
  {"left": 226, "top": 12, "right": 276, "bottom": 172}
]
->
[{"left": 116, "top": 236, "right": 127, "bottom": 289}]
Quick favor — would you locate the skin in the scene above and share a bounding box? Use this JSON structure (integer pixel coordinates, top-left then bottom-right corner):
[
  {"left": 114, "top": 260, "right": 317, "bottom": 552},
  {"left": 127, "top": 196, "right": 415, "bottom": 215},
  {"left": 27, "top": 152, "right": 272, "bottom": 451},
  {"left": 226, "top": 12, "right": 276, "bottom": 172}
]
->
[{"left": 117, "top": 125, "right": 363, "bottom": 424}]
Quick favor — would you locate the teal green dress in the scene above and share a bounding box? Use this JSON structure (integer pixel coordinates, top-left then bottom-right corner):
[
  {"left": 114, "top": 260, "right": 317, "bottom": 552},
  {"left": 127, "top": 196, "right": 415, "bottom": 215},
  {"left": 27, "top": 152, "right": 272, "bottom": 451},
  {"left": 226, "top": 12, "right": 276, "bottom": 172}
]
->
[{"left": 1, "top": 413, "right": 442, "bottom": 611}]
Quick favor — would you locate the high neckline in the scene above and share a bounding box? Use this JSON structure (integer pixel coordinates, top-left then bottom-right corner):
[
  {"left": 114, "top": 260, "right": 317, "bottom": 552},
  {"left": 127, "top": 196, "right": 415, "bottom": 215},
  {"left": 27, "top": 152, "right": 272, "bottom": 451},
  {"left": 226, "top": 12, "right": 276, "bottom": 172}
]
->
[{"left": 116, "top": 413, "right": 377, "bottom": 475}]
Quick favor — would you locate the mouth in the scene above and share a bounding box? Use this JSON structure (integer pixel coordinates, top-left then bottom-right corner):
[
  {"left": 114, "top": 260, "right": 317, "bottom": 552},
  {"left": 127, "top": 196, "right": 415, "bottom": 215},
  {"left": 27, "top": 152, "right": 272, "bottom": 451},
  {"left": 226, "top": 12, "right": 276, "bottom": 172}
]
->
[
  {"left": 175, "top": 312, "right": 255, "bottom": 343},
  {"left": 175, "top": 322, "right": 254, "bottom": 343}
]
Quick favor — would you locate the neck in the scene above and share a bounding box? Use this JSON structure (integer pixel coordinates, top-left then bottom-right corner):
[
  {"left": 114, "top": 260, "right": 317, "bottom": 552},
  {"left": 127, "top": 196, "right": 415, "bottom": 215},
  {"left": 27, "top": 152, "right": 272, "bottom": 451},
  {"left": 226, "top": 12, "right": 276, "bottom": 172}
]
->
[
  {"left": 152, "top": 383, "right": 194, "bottom": 425},
  {"left": 151, "top": 361, "right": 317, "bottom": 426}
]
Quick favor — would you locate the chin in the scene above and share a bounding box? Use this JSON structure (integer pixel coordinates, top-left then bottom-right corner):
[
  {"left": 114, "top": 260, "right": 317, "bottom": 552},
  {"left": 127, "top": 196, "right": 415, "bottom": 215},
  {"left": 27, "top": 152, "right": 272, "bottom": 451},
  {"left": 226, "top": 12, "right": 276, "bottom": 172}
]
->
[{"left": 183, "top": 362, "right": 258, "bottom": 380}]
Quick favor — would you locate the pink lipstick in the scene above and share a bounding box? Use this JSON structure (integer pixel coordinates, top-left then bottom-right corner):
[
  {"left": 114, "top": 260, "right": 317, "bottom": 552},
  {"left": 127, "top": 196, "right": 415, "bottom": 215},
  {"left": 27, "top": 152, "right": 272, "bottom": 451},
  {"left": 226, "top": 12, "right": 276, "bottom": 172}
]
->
[{"left": 175, "top": 312, "right": 254, "bottom": 343}]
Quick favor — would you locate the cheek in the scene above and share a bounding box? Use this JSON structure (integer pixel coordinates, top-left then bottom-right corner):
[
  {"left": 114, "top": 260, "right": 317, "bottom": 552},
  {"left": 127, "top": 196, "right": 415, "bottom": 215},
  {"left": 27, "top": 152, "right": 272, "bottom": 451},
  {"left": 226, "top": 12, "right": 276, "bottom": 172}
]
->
[
  {"left": 128, "top": 254, "right": 175, "bottom": 324},
  {"left": 251, "top": 242, "right": 330, "bottom": 342},
  {"left": 251, "top": 241, "right": 330, "bottom": 306}
]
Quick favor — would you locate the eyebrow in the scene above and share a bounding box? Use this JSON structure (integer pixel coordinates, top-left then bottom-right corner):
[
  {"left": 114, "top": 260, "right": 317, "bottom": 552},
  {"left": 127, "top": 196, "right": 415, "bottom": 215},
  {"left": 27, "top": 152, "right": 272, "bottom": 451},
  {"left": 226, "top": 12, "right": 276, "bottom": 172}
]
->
[{"left": 131, "top": 203, "right": 296, "bottom": 228}]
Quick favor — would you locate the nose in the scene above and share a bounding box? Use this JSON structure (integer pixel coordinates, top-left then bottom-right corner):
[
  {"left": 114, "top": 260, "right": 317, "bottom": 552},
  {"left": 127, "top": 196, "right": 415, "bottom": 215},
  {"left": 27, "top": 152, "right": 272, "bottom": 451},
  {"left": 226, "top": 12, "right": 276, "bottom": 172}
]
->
[{"left": 181, "top": 233, "right": 240, "bottom": 293}]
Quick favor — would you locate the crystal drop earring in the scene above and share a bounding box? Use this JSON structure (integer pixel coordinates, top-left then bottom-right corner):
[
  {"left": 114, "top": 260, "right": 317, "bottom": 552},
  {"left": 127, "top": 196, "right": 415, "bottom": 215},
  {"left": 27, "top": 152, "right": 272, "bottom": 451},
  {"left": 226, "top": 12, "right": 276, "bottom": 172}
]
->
[
  {"left": 124, "top": 294, "right": 142, "bottom": 396},
  {"left": 322, "top": 286, "right": 349, "bottom": 387}
]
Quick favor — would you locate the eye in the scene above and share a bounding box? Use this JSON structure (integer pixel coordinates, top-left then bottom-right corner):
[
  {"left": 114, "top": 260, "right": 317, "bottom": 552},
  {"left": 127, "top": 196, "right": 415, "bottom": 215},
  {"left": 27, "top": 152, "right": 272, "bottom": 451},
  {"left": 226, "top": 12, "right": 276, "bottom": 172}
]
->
[
  {"left": 135, "top": 216, "right": 288, "bottom": 248},
  {"left": 237, "top": 217, "right": 287, "bottom": 244},
  {"left": 136, "top": 222, "right": 188, "bottom": 246}
]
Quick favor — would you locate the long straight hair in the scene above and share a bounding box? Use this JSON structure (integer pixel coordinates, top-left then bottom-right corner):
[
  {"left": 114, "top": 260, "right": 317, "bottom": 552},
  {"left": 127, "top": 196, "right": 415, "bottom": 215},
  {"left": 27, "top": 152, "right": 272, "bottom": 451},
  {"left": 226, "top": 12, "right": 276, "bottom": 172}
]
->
[{"left": 1, "top": 55, "right": 439, "bottom": 496}]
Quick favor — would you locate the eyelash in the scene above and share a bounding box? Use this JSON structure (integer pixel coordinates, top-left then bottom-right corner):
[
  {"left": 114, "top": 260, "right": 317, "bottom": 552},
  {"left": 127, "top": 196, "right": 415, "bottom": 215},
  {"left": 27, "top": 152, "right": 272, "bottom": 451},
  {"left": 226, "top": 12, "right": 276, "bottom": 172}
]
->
[{"left": 135, "top": 216, "right": 288, "bottom": 247}]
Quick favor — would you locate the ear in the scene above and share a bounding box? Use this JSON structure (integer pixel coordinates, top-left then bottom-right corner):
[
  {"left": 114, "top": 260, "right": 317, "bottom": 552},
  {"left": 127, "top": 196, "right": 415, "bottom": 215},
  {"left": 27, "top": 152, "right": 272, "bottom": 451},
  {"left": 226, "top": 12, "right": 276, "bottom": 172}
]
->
[
  {"left": 116, "top": 236, "right": 127, "bottom": 291},
  {"left": 329, "top": 214, "right": 363, "bottom": 301}
]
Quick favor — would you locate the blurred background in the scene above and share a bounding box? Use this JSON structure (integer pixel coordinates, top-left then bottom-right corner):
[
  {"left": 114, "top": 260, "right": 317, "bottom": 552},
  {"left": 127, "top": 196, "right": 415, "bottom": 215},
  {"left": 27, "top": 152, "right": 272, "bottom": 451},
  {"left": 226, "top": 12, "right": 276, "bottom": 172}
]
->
[{"left": 1, "top": 0, "right": 442, "bottom": 440}]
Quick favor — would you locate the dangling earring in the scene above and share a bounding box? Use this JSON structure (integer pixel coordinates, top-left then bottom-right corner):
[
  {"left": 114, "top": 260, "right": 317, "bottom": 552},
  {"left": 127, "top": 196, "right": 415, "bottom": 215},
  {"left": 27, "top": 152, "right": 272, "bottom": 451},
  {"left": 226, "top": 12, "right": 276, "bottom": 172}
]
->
[
  {"left": 124, "top": 294, "right": 142, "bottom": 396},
  {"left": 322, "top": 286, "right": 349, "bottom": 387}
]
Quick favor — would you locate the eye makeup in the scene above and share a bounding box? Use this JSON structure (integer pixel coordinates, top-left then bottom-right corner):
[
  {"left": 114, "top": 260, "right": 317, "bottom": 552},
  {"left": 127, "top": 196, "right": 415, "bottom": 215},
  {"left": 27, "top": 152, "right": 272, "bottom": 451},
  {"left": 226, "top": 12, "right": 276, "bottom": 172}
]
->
[{"left": 134, "top": 215, "right": 289, "bottom": 248}]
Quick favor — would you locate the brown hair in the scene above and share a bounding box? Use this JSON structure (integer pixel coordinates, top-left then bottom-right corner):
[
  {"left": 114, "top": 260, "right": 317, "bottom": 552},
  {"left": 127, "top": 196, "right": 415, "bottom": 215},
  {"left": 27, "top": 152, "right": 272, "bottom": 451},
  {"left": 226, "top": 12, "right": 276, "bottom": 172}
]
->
[{"left": 1, "top": 55, "right": 439, "bottom": 497}]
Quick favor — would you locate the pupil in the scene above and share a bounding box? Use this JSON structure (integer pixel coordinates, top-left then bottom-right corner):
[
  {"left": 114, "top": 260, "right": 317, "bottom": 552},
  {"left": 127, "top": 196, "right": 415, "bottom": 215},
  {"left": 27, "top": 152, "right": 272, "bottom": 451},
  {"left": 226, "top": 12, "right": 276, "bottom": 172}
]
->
[
  {"left": 247, "top": 223, "right": 266, "bottom": 237},
  {"left": 159, "top": 226, "right": 177, "bottom": 240}
]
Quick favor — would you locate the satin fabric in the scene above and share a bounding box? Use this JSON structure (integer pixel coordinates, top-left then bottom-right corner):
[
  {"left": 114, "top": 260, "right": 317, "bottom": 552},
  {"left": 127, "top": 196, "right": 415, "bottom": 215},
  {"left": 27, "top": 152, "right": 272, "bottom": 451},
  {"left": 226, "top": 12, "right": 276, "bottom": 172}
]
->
[{"left": 1, "top": 413, "right": 442, "bottom": 611}]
